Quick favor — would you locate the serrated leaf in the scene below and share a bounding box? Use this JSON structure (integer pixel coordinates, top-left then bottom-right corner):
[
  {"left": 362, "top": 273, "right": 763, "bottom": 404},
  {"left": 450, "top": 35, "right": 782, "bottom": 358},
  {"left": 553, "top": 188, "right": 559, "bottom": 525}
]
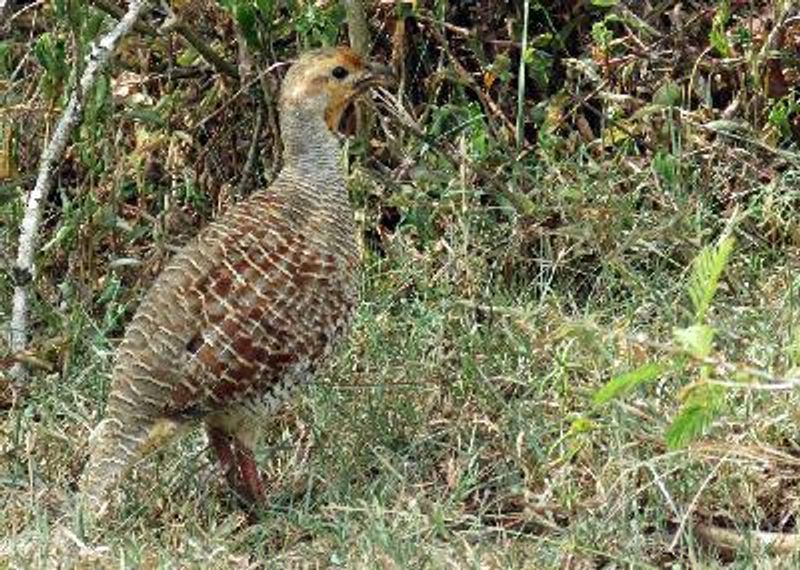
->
[
  {"left": 673, "top": 324, "right": 714, "bottom": 359},
  {"left": 666, "top": 403, "right": 712, "bottom": 448},
  {"left": 593, "top": 362, "right": 667, "bottom": 406},
  {"left": 687, "top": 237, "right": 735, "bottom": 321}
]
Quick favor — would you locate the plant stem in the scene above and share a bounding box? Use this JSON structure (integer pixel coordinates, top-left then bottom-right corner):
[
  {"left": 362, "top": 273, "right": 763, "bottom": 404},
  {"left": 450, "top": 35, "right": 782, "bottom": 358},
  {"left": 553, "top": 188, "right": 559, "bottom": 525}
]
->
[
  {"left": 9, "top": 0, "right": 151, "bottom": 381},
  {"left": 515, "top": 0, "right": 530, "bottom": 149}
]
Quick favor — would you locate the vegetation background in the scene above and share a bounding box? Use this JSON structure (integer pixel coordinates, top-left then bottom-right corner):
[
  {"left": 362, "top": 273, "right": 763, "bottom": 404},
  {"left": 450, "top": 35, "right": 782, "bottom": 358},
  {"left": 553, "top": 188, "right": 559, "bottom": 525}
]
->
[{"left": 2, "top": 0, "right": 800, "bottom": 566}]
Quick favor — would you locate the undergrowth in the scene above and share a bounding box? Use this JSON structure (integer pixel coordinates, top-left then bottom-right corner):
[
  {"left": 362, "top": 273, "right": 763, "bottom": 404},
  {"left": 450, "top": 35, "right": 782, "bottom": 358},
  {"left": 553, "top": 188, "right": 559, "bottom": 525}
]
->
[{"left": 2, "top": 0, "right": 800, "bottom": 567}]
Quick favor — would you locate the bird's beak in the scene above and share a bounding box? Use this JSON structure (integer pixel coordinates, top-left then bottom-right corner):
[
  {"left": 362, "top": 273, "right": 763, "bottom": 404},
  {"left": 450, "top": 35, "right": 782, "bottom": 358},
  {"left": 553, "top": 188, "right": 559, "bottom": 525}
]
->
[{"left": 354, "top": 61, "right": 396, "bottom": 92}]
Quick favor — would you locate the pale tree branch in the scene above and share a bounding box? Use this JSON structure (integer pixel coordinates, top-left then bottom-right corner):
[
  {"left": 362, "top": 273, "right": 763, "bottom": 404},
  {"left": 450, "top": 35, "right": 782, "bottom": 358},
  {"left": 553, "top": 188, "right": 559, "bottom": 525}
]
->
[
  {"left": 342, "top": 0, "right": 370, "bottom": 56},
  {"left": 8, "top": 0, "right": 151, "bottom": 381},
  {"left": 342, "top": 0, "right": 372, "bottom": 138},
  {"left": 90, "top": 0, "right": 239, "bottom": 79}
]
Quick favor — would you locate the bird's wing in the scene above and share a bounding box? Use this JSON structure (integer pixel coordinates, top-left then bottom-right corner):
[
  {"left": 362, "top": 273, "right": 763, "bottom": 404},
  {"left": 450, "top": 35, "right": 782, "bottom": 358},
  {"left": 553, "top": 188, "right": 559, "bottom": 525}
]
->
[
  {"left": 110, "top": 190, "right": 356, "bottom": 419},
  {"left": 150, "top": 194, "right": 356, "bottom": 418}
]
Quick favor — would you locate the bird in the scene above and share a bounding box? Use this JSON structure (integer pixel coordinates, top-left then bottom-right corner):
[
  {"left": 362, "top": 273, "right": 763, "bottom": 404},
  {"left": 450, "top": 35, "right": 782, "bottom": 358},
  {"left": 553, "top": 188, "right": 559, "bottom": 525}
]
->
[{"left": 80, "top": 47, "right": 393, "bottom": 514}]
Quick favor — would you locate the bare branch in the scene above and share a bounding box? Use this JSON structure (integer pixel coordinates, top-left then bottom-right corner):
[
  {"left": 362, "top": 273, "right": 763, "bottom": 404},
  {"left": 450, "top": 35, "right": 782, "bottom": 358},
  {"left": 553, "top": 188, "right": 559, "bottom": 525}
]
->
[
  {"left": 342, "top": 0, "right": 372, "bottom": 138},
  {"left": 236, "top": 104, "right": 264, "bottom": 197},
  {"left": 90, "top": 0, "right": 239, "bottom": 79},
  {"left": 342, "top": 0, "right": 370, "bottom": 56},
  {"left": 695, "top": 522, "right": 800, "bottom": 556},
  {"left": 8, "top": 0, "right": 151, "bottom": 381}
]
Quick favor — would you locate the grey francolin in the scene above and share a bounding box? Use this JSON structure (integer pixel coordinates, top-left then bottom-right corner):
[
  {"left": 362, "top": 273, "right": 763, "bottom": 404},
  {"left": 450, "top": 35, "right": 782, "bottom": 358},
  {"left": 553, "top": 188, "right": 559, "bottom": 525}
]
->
[{"left": 80, "top": 47, "right": 392, "bottom": 513}]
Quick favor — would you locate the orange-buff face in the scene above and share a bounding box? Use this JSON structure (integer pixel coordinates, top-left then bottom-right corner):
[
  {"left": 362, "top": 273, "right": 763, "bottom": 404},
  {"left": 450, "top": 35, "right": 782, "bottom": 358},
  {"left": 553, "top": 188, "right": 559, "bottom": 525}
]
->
[{"left": 280, "top": 47, "right": 395, "bottom": 131}]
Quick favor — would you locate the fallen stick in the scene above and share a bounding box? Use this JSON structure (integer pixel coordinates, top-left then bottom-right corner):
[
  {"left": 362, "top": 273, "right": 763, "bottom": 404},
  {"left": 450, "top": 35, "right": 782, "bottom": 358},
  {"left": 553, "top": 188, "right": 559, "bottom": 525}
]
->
[{"left": 695, "top": 522, "right": 800, "bottom": 556}]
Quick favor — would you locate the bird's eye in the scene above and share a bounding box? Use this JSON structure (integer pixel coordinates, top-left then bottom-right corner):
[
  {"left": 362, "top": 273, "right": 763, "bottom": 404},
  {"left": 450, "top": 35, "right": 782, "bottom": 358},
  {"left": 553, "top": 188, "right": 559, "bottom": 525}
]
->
[{"left": 331, "top": 66, "right": 349, "bottom": 80}]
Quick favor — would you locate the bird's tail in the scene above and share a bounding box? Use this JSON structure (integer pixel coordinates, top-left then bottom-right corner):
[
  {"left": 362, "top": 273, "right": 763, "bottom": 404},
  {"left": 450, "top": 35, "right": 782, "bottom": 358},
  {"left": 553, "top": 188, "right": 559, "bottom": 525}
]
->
[
  {"left": 79, "top": 415, "right": 145, "bottom": 517},
  {"left": 80, "top": 409, "right": 182, "bottom": 517}
]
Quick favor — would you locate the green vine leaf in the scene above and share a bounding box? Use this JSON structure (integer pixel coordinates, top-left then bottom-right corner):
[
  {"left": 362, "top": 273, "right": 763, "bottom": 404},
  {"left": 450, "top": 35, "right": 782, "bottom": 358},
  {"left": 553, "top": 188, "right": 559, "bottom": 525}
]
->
[
  {"left": 673, "top": 324, "right": 715, "bottom": 359},
  {"left": 687, "top": 237, "right": 735, "bottom": 321},
  {"left": 593, "top": 362, "right": 668, "bottom": 406}
]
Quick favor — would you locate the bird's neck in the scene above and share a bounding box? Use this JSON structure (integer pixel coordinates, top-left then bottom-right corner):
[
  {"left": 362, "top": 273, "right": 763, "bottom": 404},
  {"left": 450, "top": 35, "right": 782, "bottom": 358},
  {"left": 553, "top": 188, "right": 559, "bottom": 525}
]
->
[
  {"left": 276, "top": 106, "right": 356, "bottom": 257},
  {"left": 280, "top": 106, "right": 344, "bottom": 191}
]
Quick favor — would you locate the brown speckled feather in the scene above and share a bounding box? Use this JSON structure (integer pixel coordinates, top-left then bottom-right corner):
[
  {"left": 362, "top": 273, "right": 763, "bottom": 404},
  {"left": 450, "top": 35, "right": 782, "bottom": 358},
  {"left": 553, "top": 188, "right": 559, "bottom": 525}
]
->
[
  {"left": 114, "top": 187, "right": 358, "bottom": 419},
  {"left": 80, "top": 47, "right": 391, "bottom": 512}
]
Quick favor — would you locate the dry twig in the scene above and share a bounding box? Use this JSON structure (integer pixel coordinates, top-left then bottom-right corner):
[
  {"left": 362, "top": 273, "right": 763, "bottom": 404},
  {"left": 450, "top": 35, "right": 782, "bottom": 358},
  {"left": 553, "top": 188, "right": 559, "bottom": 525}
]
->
[
  {"left": 695, "top": 523, "right": 800, "bottom": 556},
  {"left": 342, "top": 0, "right": 373, "bottom": 139},
  {"left": 419, "top": 19, "right": 518, "bottom": 143}
]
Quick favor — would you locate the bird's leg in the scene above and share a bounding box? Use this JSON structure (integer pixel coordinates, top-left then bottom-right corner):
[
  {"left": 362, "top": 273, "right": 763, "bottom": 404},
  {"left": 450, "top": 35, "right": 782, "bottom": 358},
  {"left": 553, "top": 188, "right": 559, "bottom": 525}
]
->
[
  {"left": 206, "top": 425, "right": 266, "bottom": 505},
  {"left": 207, "top": 425, "right": 242, "bottom": 497},
  {"left": 232, "top": 437, "right": 266, "bottom": 503}
]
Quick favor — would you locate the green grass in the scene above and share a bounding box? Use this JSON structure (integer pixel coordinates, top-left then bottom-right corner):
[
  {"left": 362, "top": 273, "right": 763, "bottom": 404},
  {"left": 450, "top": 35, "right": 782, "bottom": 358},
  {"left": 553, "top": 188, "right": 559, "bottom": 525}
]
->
[
  {"left": 4, "top": 1, "right": 800, "bottom": 567},
  {"left": 4, "top": 150, "right": 800, "bottom": 567}
]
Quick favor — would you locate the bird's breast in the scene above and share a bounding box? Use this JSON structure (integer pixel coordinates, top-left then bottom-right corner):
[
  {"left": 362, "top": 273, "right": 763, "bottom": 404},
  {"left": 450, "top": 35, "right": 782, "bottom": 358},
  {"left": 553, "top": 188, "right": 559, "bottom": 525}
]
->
[{"left": 108, "top": 184, "right": 360, "bottom": 422}]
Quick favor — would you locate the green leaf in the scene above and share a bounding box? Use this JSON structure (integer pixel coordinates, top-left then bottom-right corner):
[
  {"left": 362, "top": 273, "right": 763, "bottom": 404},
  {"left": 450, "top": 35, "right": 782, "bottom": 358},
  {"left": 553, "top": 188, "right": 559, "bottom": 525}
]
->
[
  {"left": 653, "top": 81, "right": 681, "bottom": 107},
  {"left": 673, "top": 324, "right": 715, "bottom": 359},
  {"left": 94, "top": 74, "right": 109, "bottom": 109},
  {"left": 666, "top": 384, "right": 724, "bottom": 448},
  {"left": 254, "top": 0, "right": 273, "bottom": 15},
  {"left": 570, "top": 416, "right": 594, "bottom": 433},
  {"left": 709, "top": 0, "right": 732, "bottom": 57},
  {"left": 33, "top": 33, "right": 68, "bottom": 101},
  {"left": 687, "top": 237, "right": 735, "bottom": 321},
  {"left": 124, "top": 108, "right": 167, "bottom": 128},
  {"left": 53, "top": 0, "right": 66, "bottom": 19},
  {"left": 234, "top": 3, "right": 260, "bottom": 49},
  {"left": 0, "top": 42, "right": 10, "bottom": 76},
  {"left": 666, "top": 403, "right": 711, "bottom": 448},
  {"left": 591, "top": 0, "right": 619, "bottom": 6},
  {"left": 33, "top": 33, "right": 54, "bottom": 71},
  {"left": 83, "top": 11, "right": 105, "bottom": 42},
  {"left": 591, "top": 21, "right": 613, "bottom": 47},
  {"left": 593, "top": 362, "right": 667, "bottom": 406},
  {"left": 176, "top": 47, "right": 199, "bottom": 68},
  {"left": 652, "top": 150, "right": 679, "bottom": 190},
  {"left": 522, "top": 47, "right": 535, "bottom": 65}
]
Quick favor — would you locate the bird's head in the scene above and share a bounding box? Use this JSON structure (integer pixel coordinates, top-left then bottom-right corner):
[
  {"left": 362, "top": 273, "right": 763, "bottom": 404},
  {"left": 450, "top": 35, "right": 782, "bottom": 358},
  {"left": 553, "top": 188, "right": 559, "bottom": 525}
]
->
[{"left": 280, "top": 47, "right": 394, "bottom": 132}]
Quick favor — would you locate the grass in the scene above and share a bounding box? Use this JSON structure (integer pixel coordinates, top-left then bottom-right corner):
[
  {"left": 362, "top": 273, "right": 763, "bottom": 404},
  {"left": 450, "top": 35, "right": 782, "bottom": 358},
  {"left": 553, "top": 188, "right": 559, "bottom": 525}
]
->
[
  {"left": 4, "top": 146, "right": 800, "bottom": 567},
  {"left": 4, "top": 1, "right": 800, "bottom": 567}
]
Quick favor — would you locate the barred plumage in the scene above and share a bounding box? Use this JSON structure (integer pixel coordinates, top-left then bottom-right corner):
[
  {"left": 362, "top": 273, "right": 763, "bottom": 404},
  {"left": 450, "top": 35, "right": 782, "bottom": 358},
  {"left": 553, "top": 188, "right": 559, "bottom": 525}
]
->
[{"left": 80, "top": 48, "right": 392, "bottom": 512}]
